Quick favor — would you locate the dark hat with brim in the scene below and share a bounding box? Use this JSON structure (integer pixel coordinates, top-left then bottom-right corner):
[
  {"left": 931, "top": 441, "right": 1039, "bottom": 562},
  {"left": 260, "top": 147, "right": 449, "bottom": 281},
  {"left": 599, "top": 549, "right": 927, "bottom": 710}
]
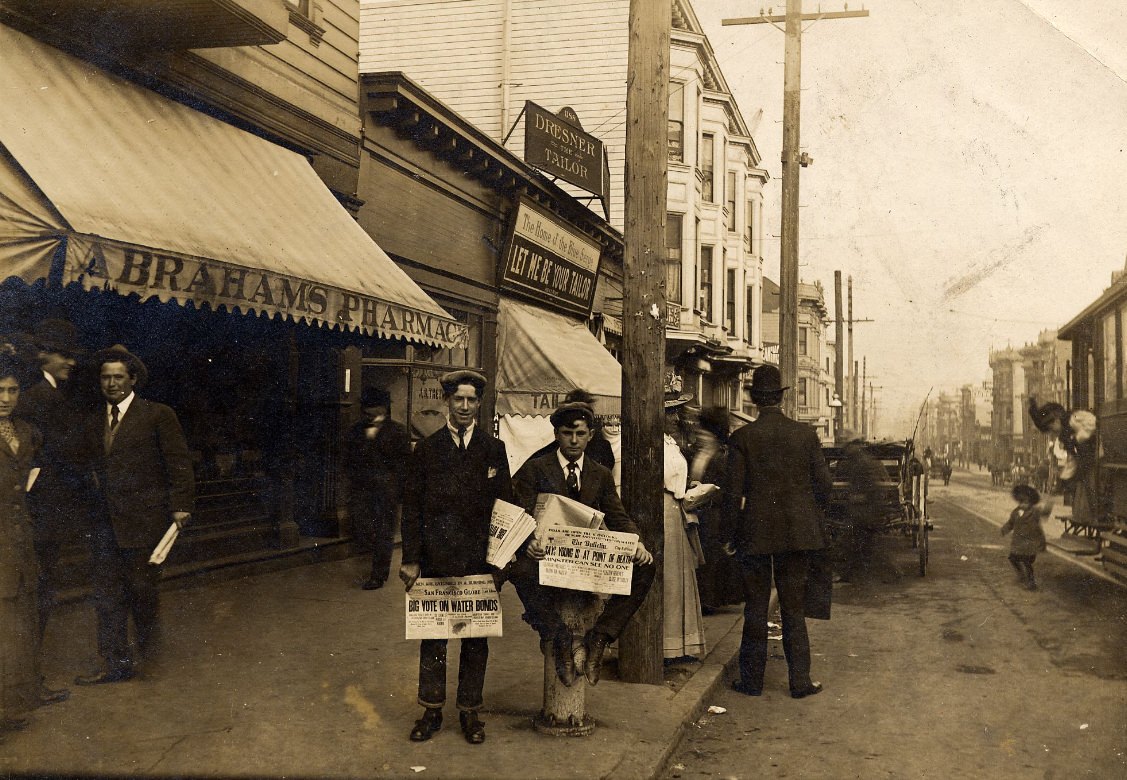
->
[
  {"left": 92, "top": 345, "right": 149, "bottom": 389},
  {"left": 31, "top": 319, "right": 82, "bottom": 356},
  {"left": 1028, "top": 398, "right": 1065, "bottom": 433},
  {"left": 550, "top": 401, "right": 595, "bottom": 429},
  {"left": 439, "top": 369, "right": 488, "bottom": 396},
  {"left": 750, "top": 364, "right": 788, "bottom": 394},
  {"left": 361, "top": 386, "right": 391, "bottom": 409},
  {"left": 664, "top": 391, "right": 694, "bottom": 410}
]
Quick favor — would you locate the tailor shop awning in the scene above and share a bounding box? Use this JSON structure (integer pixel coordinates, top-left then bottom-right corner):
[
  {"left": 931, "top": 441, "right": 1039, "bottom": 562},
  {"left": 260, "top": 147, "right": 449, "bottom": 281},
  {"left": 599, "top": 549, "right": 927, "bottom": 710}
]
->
[
  {"left": 0, "top": 25, "right": 462, "bottom": 350},
  {"left": 496, "top": 298, "right": 622, "bottom": 416}
]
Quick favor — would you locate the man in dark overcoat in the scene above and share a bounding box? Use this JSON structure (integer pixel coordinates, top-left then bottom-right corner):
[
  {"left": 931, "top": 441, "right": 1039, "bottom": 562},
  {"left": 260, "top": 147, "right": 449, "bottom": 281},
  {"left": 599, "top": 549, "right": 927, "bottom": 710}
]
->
[
  {"left": 76, "top": 346, "right": 194, "bottom": 685},
  {"left": 723, "top": 364, "right": 832, "bottom": 699},
  {"left": 507, "top": 401, "right": 654, "bottom": 687},
  {"left": 344, "top": 386, "right": 410, "bottom": 590},
  {"left": 14, "top": 320, "right": 83, "bottom": 702},
  {"left": 398, "top": 369, "right": 511, "bottom": 745}
]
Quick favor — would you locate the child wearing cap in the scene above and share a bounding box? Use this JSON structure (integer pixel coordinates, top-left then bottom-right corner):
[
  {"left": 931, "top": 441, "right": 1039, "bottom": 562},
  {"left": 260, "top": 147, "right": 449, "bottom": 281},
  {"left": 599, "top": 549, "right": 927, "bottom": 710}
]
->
[{"left": 1001, "top": 484, "right": 1051, "bottom": 591}]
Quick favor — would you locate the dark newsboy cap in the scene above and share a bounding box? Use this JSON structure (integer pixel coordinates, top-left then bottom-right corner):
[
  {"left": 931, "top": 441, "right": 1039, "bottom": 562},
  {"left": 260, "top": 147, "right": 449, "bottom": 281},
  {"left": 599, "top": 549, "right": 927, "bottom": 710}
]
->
[
  {"left": 550, "top": 401, "right": 595, "bottom": 429},
  {"left": 438, "top": 369, "right": 488, "bottom": 396}
]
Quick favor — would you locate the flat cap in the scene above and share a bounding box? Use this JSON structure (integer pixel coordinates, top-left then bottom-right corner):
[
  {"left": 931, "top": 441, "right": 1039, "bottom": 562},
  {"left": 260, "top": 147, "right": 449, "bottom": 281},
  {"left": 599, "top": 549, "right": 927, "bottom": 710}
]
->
[
  {"left": 550, "top": 401, "right": 595, "bottom": 429},
  {"left": 438, "top": 369, "right": 488, "bottom": 394}
]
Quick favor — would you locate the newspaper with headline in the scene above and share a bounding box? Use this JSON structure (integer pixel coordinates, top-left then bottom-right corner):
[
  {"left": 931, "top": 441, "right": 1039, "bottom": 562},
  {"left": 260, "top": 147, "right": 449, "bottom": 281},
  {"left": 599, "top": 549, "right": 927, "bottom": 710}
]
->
[
  {"left": 533, "top": 493, "right": 636, "bottom": 595},
  {"left": 404, "top": 574, "right": 503, "bottom": 639}
]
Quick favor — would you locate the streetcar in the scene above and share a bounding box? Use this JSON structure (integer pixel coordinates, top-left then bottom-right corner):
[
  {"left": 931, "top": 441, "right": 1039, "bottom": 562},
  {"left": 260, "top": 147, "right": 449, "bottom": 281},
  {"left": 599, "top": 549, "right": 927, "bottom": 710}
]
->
[{"left": 1057, "top": 271, "right": 1127, "bottom": 585}]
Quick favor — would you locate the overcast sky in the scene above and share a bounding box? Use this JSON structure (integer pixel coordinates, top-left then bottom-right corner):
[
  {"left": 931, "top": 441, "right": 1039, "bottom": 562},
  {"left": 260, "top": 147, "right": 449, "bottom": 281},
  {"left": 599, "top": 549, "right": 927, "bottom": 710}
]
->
[{"left": 693, "top": 0, "right": 1127, "bottom": 435}]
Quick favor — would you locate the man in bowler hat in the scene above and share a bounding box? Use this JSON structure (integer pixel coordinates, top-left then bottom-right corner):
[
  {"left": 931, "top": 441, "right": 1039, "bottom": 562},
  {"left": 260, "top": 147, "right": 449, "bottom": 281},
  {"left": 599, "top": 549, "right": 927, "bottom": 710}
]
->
[
  {"left": 507, "top": 400, "right": 655, "bottom": 687},
  {"left": 76, "top": 346, "right": 194, "bottom": 684},
  {"left": 723, "top": 364, "right": 831, "bottom": 699},
  {"left": 344, "top": 386, "right": 410, "bottom": 590},
  {"left": 14, "top": 320, "right": 84, "bottom": 702},
  {"left": 398, "top": 370, "right": 511, "bottom": 745}
]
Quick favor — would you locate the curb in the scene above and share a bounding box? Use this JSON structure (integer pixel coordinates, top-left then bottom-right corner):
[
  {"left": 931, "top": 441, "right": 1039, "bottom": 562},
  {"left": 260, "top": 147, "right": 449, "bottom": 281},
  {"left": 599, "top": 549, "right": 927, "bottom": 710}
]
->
[{"left": 607, "top": 615, "right": 745, "bottom": 780}]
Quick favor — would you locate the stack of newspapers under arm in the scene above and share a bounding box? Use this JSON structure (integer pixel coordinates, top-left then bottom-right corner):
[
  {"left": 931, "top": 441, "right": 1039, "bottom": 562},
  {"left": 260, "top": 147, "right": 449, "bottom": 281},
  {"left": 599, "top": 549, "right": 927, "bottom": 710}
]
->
[{"left": 486, "top": 499, "right": 537, "bottom": 568}]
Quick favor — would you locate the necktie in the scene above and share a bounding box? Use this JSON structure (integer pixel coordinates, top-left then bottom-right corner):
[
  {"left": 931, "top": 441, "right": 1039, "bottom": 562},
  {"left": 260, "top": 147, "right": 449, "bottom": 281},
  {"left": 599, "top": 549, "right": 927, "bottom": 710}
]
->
[
  {"left": 110, "top": 404, "right": 120, "bottom": 431},
  {"left": 0, "top": 419, "right": 18, "bottom": 454},
  {"left": 566, "top": 462, "right": 579, "bottom": 498},
  {"left": 457, "top": 426, "right": 466, "bottom": 451}
]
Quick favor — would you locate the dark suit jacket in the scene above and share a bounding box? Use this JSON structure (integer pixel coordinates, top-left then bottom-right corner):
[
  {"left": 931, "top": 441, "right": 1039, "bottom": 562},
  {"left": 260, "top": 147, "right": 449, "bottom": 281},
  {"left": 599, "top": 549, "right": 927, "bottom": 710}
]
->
[
  {"left": 0, "top": 419, "right": 40, "bottom": 597},
  {"left": 342, "top": 417, "right": 411, "bottom": 502},
  {"left": 15, "top": 378, "right": 87, "bottom": 507},
  {"left": 84, "top": 397, "right": 195, "bottom": 550},
  {"left": 511, "top": 453, "right": 640, "bottom": 538},
  {"left": 400, "top": 425, "right": 511, "bottom": 577},
  {"left": 723, "top": 406, "right": 831, "bottom": 555}
]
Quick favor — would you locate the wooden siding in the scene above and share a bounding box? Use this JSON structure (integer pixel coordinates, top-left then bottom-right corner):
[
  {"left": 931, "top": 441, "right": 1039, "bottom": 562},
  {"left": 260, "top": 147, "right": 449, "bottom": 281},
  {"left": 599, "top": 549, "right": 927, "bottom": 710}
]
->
[{"left": 360, "top": 0, "right": 505, "bottom": 136}]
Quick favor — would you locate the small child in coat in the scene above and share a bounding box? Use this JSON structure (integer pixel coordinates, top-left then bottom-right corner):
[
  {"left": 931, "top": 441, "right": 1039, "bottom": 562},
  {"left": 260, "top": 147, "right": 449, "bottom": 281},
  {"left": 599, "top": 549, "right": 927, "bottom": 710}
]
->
[{"left": 1001, "top": 483, "right": 1051, "bottom": 591}]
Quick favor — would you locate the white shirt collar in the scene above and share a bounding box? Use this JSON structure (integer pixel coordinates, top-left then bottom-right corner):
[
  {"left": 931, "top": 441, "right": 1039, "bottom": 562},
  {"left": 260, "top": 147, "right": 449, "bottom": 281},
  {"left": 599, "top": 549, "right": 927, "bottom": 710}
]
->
[
  {"left": 108, "top": 392, "right": 136, "bottom": 418},
  {"left": 447, "top": 418, "right": 476, "bottom": 446},
  {"left": 42, "top": 370, "right": 57, "bottom": 389},
  {"left": 557, "top": 450, "right": 584, "bottom": 475}
]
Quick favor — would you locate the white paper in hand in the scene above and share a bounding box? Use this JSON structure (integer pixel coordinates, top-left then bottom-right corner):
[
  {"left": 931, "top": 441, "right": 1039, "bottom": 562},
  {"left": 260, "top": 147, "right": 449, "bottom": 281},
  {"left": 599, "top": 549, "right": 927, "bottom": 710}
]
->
[{"left": 149, "top": 522, "right": 180, "bottom": 565}]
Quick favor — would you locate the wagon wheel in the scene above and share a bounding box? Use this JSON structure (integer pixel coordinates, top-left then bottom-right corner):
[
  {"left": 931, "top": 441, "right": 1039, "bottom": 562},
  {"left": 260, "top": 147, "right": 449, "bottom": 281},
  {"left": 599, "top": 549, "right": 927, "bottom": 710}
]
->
[
  {"left": 906, "top": 504, "right": 919, "bottom": 549},
  {"left": 918, "top": 510, "right": 930, "bottom": 577}
]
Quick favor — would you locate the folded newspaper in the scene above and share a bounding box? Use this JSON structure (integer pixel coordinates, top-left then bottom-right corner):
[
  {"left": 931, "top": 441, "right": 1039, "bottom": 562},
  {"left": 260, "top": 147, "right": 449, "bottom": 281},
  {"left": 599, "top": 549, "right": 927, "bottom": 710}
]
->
[
  {"left": 486, "top": 499, "right": 537, "bottom": 568},
  {"left": 682, "top": 482, "right": 720, "bottom": 512},
  {"left": 148, "top": 522, "right": 180, "bottom": 565},
  {"left": 533, "top": 493, "right": 605, "bottom": 533}
]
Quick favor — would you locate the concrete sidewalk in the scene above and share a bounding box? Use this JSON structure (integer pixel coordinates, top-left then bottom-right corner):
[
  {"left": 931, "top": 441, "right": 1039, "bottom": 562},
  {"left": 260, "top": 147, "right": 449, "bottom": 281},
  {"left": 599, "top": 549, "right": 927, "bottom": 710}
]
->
[{"left": 4, "top": 550, "right": 745, "bottom": 780}]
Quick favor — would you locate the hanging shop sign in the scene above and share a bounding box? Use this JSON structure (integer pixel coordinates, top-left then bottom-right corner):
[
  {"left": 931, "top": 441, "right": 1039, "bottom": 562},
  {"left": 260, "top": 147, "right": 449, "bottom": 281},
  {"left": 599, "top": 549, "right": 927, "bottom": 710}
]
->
[
  {"left": 523, "top": 101, "right": 605, "bottom": 199},
  {"left": 499, "top": 199, "right": 602, "bottom": 318}
]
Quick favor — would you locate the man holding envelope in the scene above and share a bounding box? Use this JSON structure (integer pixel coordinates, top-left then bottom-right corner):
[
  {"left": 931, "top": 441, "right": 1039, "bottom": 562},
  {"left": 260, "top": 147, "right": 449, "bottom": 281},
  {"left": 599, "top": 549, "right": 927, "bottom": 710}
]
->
[{"left": 508, "top": 401, "right": 655, "bottom": 687}]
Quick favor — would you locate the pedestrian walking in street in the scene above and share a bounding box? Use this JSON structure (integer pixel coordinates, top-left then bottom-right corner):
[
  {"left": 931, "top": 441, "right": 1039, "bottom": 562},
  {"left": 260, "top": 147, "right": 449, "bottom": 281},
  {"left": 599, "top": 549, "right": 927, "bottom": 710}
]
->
[
  {"left": 1028, "top": 397, "right": 1098, "bottom": 528},
  {"left": 0, "top": 351, "right": 65, "bottom": 739},
  {"left": 723, "top": 364, "right": 832, "bottom": 699},
  {"left": 835, "top": 431, "right": 899, "bottom": 584},
  {"left": 1001, "top": 483, "right": 1051, "bottom": 591},
  {"left": 343, "top": 386, "right": 410, "bottom": 590},
  {"left": 508, "top": 400, "right": 654, "bottom": 685},
  {"left": 398, "top": 370, "right": 511, "bottom": 745},
  {"left": 76, "top": 346, "right": 194, "bottom": 685}
]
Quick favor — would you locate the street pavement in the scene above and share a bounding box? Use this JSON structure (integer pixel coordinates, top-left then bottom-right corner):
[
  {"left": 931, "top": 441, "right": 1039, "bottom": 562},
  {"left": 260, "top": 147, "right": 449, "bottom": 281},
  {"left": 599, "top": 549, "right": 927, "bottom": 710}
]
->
[
  {"left": 6, "top": 468, "right": 1121, "bottom": 779},
  {"left": 3, "top": 547, "right": 746, "bottom": 779}
]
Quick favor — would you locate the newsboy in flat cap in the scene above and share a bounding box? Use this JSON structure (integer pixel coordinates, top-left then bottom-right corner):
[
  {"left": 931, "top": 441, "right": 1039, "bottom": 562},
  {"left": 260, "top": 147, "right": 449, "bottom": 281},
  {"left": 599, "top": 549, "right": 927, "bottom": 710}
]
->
[
  {"left": 399, "top": 368, "right": 511, "bottom": 745},
  {"left": 507, "top": 398, "right": 655, "bottom": 688}
]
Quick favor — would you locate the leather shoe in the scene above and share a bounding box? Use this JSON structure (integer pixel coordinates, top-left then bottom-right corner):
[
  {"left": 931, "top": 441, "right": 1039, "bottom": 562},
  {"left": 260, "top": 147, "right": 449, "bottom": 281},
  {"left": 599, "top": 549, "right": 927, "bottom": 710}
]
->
[
  {"left": 552, "top": 630, "right": 577, "bottom": 687},
  {"left": 75, "top": 668, "right": 134, "bottom": 686},
  {"left": 459, "top": 710, "right": 486, "bottom": 744},
  {"left": 38, "top": 685, "right": 70, "bottom": 705},
  {"left": 361, "top": 578, "right": 386, "bottom": 591},
  {"left": 731, "top": 679, "right": 763, "bottom": 696},
  {"left": 0, "top": 717, "right": 29, "bottom": 733},
  {"left": 409, "top": 708, "right": 442, "bottom": 742},
  {"left": 790, "top": 681, "right": 824, "bottom": 699},
  {"left": 582, "top": 631, "right": 610, "bottom": 686}
]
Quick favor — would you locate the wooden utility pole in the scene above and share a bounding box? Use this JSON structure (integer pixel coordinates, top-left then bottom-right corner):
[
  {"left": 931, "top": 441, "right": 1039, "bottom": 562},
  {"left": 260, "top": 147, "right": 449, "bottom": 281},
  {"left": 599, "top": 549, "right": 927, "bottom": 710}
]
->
[
  {"left": 617, "top": 0, "right": 670, "bottom": 686},
  {"left": 861, "top": 356, "right": 867, "bottom": 439},
  {"left": 724, "top": 4, "right": 868, "bottom": 417},
  {"left": 834, "top": 271, "right": 844, "bottom": 442},
  {"left": 848, "top": 275, "right": 856, "bottom": 430}
]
